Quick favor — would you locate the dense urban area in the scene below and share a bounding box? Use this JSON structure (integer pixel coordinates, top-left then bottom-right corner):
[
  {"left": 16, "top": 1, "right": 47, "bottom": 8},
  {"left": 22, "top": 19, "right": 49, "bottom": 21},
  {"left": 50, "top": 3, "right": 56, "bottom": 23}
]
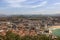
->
[{"left": 0, "top": 15, "right": 60, "bottom": 40}]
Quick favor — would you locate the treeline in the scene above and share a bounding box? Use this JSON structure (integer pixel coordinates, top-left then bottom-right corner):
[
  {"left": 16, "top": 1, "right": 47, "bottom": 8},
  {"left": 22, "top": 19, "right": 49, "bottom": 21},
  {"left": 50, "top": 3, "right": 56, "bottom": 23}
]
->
[{"left": 0, "top": 31, "right": 60, "bottom": 40}]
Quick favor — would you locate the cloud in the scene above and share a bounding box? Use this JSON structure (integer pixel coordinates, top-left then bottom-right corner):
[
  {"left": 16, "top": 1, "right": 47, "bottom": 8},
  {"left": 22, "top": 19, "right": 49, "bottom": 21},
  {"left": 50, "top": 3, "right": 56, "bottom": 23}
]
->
[
  {"left": 46, "top": 2, "right": 60, "bottom": 9},
  {"left": 3, "top": 0, "right": 47, "bottom": 8},
  {"left": 54, "top": 3, "right": 60, "bottom": 5},
  {"left": 5, "top": 0, "right": 27, "bottom": 7},
  {"left": 30, "top": 1, "right": 47, "bottom": 8},
  {"left": 8, "top": 3, "right": 21, "bottom": 7},
  {"left": 5, "top": 0, "right": 26, "bottom": 3},
  {"left": 22, "top": 1, "right": 47, "bottom": 8}
]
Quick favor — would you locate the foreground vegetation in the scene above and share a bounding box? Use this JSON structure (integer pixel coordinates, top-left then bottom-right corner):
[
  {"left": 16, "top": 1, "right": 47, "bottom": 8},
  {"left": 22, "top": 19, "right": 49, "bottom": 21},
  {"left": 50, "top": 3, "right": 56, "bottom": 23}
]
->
[{"left": 0, "top": 31, "right": 60, "bottom": 40}]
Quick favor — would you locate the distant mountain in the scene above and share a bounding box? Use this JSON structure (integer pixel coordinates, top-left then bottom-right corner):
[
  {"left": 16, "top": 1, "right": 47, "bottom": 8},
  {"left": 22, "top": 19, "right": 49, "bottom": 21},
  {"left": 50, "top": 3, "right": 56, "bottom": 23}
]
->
[{"left": 0, "top": 13, "right": 60, "bottom": 17}]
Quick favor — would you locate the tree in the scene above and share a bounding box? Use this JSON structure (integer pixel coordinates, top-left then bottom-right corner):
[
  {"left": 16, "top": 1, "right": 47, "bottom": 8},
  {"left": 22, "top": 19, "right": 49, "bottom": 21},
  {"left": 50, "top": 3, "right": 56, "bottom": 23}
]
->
[
  {"left": 0, "top": 35, "right": 5, "bottom": 40},
  {"left": 5, "top": 31, "right": 20, "bottom": 40}
]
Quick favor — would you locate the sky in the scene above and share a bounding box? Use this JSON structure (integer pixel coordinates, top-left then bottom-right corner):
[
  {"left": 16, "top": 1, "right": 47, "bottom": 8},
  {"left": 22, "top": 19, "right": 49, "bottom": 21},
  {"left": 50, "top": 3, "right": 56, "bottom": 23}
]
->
[{"left": 0, "top": 0, "right": 60, "bottom": 15}]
